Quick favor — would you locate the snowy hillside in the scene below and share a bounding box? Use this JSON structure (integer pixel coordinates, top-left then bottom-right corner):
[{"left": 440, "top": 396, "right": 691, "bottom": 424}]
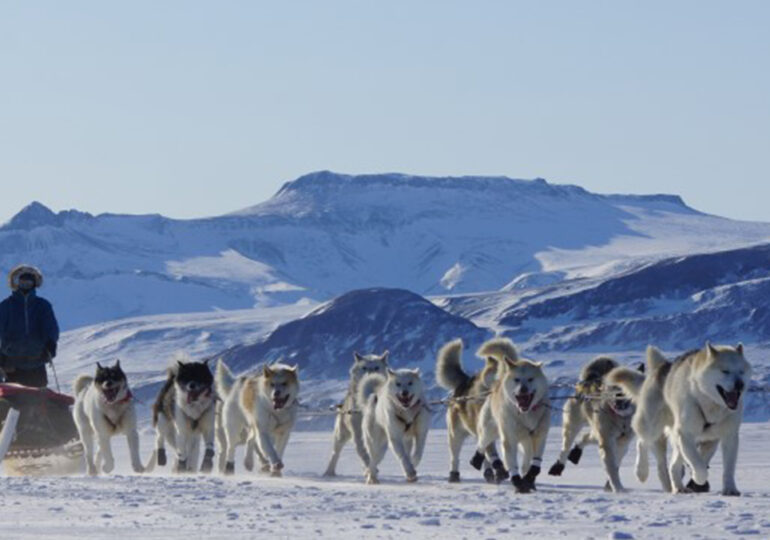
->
[
  {"left": 217, "top": 288, "right": 492, "bottom": 377},
  {"left": 4, "top": 171, "right": 770, "bottom": 330}
]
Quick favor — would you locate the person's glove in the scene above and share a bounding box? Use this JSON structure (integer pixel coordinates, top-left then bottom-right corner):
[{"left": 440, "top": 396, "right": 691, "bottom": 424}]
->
[{"left": 46, "top": 340, "right": 57, "bottom": 359}]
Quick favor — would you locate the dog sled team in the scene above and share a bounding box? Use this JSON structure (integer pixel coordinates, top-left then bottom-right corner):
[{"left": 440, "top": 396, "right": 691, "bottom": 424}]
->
[{"left": 67, "top": 335, "right": 752, "bottom": 498}]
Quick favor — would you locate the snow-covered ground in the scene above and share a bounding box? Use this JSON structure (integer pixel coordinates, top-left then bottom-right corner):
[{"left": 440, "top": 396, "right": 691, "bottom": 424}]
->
[{"left": 2, "top": 425, "right": 769, "bottom": 539}]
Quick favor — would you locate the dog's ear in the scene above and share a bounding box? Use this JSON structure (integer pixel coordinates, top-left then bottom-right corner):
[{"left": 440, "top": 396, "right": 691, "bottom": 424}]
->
[
  {"left": 533, "top": 361, "right": 543, "bottom": 368},
  {"left": 289, "top": 364, "right": 299, "bottom": 373},
  {"left": 262, "top": 365, "right": 273, "bottom": 378},
  {"left": 115, "top": 359, "right": 121, "bottom": 369},
  {"left": 177, "top": 360, "right": 185, "bottom": 369},
  {"left": 706, "top": 341, "right": 719, "bottom": 357},
  {"left": 386, "top": 368, "right": 396, "bottom": 378},
  {"left": 96, "top": 361, "right": 103, "bottom": 370},
  {"left": 203, "top": 358, "right": 211, "bottom": 366},
  {"left": 411, "top": 367, "right": 421, "bottom": 377},
  {"left": 736, "top": 343, "right": 744, "bottom": 355},
  {"left": 353, "top": 352, "right": 364, "bottom": 364},
  {"left": 381, "top": 350, "right": 390, "bottom": 364}
]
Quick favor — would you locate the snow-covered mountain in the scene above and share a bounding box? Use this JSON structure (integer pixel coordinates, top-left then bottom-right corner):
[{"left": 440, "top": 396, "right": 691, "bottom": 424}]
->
[
  {"left": 4, "top": 171, "right": 770, "bottom": 330},
  {"left": 217, "top": 288, "right": 492, "bottom": 377}
]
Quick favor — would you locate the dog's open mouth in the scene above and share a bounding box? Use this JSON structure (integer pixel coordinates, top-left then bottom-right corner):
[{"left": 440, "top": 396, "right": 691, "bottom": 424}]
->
[
  {"left": 397, "top": 394, "right": 414, "bottom": 408},
  {"left": 273, "top": 394, "right": 290, "bottom": 410},
  {"left": 717, "top": 385, "right": 741, "bottom": 410},
  {"left": 102, "top": 386, "right": 120, "bottom": 402},
  {"left": 515, "top": 392, "right": 534, "bottom": 411}
]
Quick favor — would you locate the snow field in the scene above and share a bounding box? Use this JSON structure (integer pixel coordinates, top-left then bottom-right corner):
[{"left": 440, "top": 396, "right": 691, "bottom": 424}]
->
[{"left": 1, "top": 424, "right": 769, "bottom": 539}]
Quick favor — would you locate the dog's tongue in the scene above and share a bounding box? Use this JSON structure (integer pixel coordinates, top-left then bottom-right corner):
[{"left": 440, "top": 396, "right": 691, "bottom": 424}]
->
[
  {"left": 104, "top": 387, "right": 119, "bottom": 402},
  {"left": 516, "top": 392, "right": 534, "bottom": 411},
  {"left": 723, "top": 389, "right": 740, "bottom": 409},
  {"left": 273, "top": 395, "right": 288, "bottom": 409},
  {"left": 398, "top": 394, "right": 413, "bottom": 408}
]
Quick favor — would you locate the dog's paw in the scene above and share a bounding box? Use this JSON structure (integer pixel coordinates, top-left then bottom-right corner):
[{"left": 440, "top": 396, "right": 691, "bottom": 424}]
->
[
  {"left": 224, "top": 461, "right": 235, "bottom": 475},
  {"left": 511, "top": 474, "right": 533, "bottom": 494},
  {"left": 86, "top": 463, "right": 98, "bottom": 476},
  {"left": 175, "top": 459, "right": 188, "bottom": 473},
  {"left": 102, "top": 459, "right": 115, "bottom": 474},
  {"left": 686, "top": 479, "right": 710, "bottom": 493},
  {"left": 322, "top": 470, "right": 337, "bottom": 478},
  {"left": 406, "top": 473, "right": 418, "bottom": 483},
  {"left": 491, "top": 459, "right": 509, "bottom": 483},
  {"left": 157, "top": 448, "right": 167, "bottom": 467},
  {"left": 448, "top": 471, "right": 461, "bottom": 483},
  {"left": 470, "top": 451, "right": 485, "bottom": 471},
  {"left": 548, "top": 461, "right": 565, "bottom": 476},
  {"left": 132, "top": 463, "right": 145, "bottom": 474},
  {"left": 567, "top": 446, "right": 583, "bottom": 465},
  {"left": 366, "top": 475, "right": 379, "bottom": 485},
  {"left": 244, "top": 456, "right": 255, "bottom": 472},
  {"left": 721, "top": 487, "right": 741, "bottom": 497},
  {"left": 483, "top": 468, "right": 495, "bottom": 484},
  {"left": 200, "top": 459, "right": 214, "bottom": 473}
]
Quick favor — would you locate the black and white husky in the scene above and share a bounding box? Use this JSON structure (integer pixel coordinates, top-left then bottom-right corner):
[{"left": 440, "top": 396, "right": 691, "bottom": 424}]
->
[
  {"left": 323, "top": 351, "right": 389, "bottom": 477},
  {"left": 73, "top": 360, "right": 144, "bottom": 475},
  {"left": 146, "top": 360, "right": 217, "bottom": 473}
]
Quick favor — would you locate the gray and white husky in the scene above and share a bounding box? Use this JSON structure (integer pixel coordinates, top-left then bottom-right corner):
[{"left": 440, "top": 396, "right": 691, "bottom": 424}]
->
[
  {"left": 474, "top": 338, "right": 550, "bottom": 493},
  {"left": 323, "top": 351, "right": 389, "bottom": 477},
  {"left": 608, "top": 343, "right": 750, "bottom": 495},
  {"left": 146, "top": 360, "right": 217, "bottom": 473},
  {"left": 359, "top": 367, "right": 430, "bottom": 484},
  {"left": 218, "top": 362, "right": 300, "bottom": 476},
  {"left": 73, "top": 360, "right": 144, "bottom": 475},
  {"left": 548, "top": 356, "right": 635, "bottom": 492},
  {"left": 435, "top": 338, "right": 501, "bottom": 483}
]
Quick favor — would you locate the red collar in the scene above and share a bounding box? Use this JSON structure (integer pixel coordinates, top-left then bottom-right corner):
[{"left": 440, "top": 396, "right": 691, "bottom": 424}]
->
[{"left": 116, "top": 389, "right": 133, "bottom": 404}]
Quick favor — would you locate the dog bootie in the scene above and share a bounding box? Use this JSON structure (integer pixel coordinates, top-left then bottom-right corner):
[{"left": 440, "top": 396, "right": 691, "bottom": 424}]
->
[
  {"left": 448, "top": 471, "right": 461, "bottom": 483},
  {"left": 686, "top": 479, "right": 710, "bottom": 493},
  {"left": 567, "top": 446, "right": 583, "bottom": 465},
  {"left": 548, "top": 461, "right": 565, "bottom": 476},
  {"left": 157, "top": 448, "right": 167, "bottom": 467},
  {"left": 470, "top": 451, "right": 485, "bottom": 471}
]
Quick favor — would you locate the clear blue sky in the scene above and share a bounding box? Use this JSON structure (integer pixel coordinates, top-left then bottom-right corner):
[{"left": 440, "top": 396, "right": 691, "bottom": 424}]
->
[{"left": 1, "top": 1, "right": 768, "bottom": 223}]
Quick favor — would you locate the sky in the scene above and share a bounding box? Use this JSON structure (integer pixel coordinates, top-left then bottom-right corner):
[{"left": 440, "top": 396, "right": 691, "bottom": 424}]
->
[{"left": 1, "top": 1, "right": 769, "bottom": 223}]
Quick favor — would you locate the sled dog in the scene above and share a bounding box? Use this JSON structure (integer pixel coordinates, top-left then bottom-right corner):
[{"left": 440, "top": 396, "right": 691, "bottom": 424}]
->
[
  {"left": 214, "top": 359, "right": 261, "bottom": 474},
  {"left": 73, "top": 360, "right": 143, "bottom": 475},
  {"left": 146, "top": 360, "right": 217, "bottom": 473},
  {"left": 435, "top": 338, "right": 502, "bottom": 483},
  {"left": 548, "top": 356, "right": 635, "bottom": 492},
  {"left": 474, "top": 338, "right": 550, "bottom": 493},
  {"left": 608, "top": 343, "right": 750, "bottom": 496},
  {"left": 359, "top": 367, "right": 430, "bottom": 484},
  {"left": 219, "top": 362, "right": 300, "bottom": 476},
  {"left": 323, "top": 350, "right": 389, "bottom": 477}
]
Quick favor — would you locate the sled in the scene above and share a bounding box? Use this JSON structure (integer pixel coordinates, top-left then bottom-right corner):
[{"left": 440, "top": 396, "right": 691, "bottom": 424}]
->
[{"left": 0, "top": 383, "right": 83, "bottom": 475}]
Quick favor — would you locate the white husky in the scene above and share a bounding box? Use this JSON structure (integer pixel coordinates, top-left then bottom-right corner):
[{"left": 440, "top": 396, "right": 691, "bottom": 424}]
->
[
  {"left": 323, "top": 351, "right": 389, "bottom": 477},
  {"left": 474, "top": 338, "right": 550, "bottom": 493},
  {"left": 72, "top": 361, "right": 143, "bottom": 475},
  {"left": 359, "top": 368, "right": 430, "bottom": 484},
  {"left": 608, "top": 343, "right": 750, "bottom": 495},
  {"left": 218, "top": 361, "right": 300, "bottom": 476},
  {"left": 215, "top": 359, "right": 260, "bottom": 474}
]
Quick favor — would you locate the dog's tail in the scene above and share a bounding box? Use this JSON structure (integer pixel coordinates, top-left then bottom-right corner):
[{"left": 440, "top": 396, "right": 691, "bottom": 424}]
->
[
  {"left": 215, "top": 358, "right": 236, "bottom": 398},
  {"left": 357, "top": 373, "right": 386, "bottom": 406},
  {"left": 607, "top": 351, "right": 656, "bottom": 403},
  {"left": 436, "top": 339, "right": 470, "bottom": 391},
  {"left": 645, "top": 345, "right": 668, "bottom": 374},
  {"left": 476, "top": 337, "right": 519, "bottom": 369},
  {"left": 73, "top": 375, "right": 93, "bottom": 396}
]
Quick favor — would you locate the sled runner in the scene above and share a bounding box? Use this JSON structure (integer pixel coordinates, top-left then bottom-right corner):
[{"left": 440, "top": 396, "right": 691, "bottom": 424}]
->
[{"left": 0, "top": 383, "right": 83, "bottom": 475}]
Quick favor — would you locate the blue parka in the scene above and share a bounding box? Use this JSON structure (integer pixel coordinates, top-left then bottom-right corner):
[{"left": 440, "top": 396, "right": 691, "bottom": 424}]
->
[{"left": 0, "top": 289, "right": 59, "bottom": 370}]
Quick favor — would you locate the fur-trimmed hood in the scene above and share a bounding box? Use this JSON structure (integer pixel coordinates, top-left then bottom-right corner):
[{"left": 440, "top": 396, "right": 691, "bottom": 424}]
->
[{"left": 8, "top": 264, "right": 43, "bottom": 290}]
